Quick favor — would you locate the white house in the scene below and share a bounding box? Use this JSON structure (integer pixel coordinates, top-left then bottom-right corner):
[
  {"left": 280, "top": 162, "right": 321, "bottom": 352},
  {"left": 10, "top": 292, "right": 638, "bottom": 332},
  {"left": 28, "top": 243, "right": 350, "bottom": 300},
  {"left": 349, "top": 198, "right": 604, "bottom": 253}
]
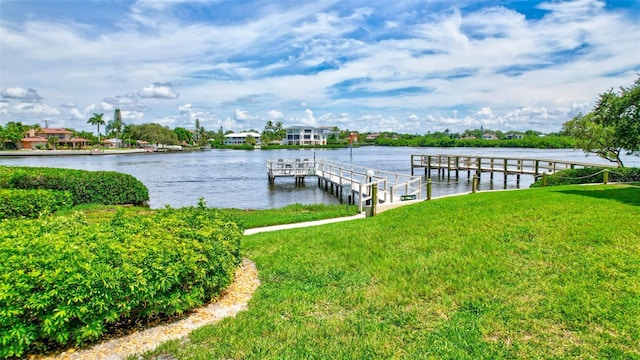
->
[
  {"left": 284, "top": 126, "right": 328, "bottom": 146},
  {"left": 102, "top": 138, "right": 123, "bottom": 148},
  {"left": 224, "top": 132, "right": 261, "bottom": 145}
]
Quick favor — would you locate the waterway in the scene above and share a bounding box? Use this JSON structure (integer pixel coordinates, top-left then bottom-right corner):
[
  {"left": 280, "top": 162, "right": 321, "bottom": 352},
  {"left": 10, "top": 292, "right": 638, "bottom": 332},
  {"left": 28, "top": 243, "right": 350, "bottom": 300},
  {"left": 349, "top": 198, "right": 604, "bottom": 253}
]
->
[{"left": 1, "top": 147, "right": 637, "bottom": 209}]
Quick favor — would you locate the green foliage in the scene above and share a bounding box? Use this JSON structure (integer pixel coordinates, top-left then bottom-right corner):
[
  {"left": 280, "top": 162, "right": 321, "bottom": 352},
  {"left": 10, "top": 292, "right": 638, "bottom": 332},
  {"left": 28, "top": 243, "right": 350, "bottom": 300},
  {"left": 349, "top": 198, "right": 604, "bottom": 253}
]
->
[
  {"left": 125, "top": 123, "right": 180, "bottom": 145},
  {"left": 105, "top": 109, "right": 124, "bottom": 146},
  {"left": 0, "top": 206, "right": 242, "bottom": 358},
  {"left": 0, "top": 189, "right": 73, "bottom": 219},
  {"left": 174, "top": 127, "right": 193, "bottom": 145},
  {"left": 0, "top": 166, "right": 149, "bottom": 206},
  {"left": 86, "top": 113, "right": 105, "bottom": 142},
  {"left": 261, "top": 121, "right": 285, "bottom": 144},
  {"left": 371, "top": 132, "right": 574, "bottom": 148},
  {"left": 531, "top": 167, "right": 640, "bottom": 187},
  {"left": 0, "top": 122, "right": 32, "bottom": 150},
  {"left": 563, "top": 77, "right": 640, "bottom": 166},
  {"left": 221, "top": 203, "right": 359, "bottom": 229}
]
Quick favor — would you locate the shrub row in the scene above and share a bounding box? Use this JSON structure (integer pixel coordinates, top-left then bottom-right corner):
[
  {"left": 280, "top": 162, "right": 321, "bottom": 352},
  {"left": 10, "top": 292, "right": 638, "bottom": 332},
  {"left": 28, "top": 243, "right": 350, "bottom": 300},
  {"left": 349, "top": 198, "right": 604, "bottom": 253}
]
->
[
  {"left": 0, "top": 205, "right": 242, "bottom": 358},
  {"left": 0, "top": 166, "right": 149, "bottom": 206},
  {"left": 530, "top": 167, "right": 640, "bottom": 187},
  {"left": 0, "top": 189, "right": 73, "bottom": 220}
]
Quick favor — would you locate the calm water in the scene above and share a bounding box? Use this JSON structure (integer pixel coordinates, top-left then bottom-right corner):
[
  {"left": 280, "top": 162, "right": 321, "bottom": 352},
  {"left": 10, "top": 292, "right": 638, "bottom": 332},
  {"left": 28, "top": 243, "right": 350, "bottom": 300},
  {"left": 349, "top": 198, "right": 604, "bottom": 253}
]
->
[{"left": 2, "top": 147, "right": 638, "bottom": 209}]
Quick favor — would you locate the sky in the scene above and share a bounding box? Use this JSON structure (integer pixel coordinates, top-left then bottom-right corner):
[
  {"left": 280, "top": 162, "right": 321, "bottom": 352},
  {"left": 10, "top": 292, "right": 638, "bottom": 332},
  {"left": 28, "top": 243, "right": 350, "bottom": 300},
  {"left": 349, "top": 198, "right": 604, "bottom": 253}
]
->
[{"left": 1, "top": 0, "right": 639, "bottom": 135}]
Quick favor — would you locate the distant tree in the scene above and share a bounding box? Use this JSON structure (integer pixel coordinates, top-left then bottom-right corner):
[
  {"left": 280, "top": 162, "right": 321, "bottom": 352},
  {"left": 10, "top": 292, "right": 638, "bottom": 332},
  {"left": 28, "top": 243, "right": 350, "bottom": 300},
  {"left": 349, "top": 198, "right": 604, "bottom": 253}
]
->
[
  {"left": 47, "top": 136, "right": 58, "bottom": 150},
  {"left": 0, "top": 122, "right": 30, "bottom": 149},
  {"left": 106, "top": 109, "right": 124, "bottom": 147},
  {"left": 245, "top": 134, "right": 256, "bottom": 146},
  {"left": 274, "top": 121, "right": 285, "bottom": 140},
  {"left": 174, "top": 127, "right": 193, "bottom": 145},
  {"left": 261, "top": 121, "right": 275, "bottom": 144},
  {"left": 127, "top": 123, "right": 179, "bottom": 145},
  {"left": 563, "top": 77, "right": 640, "bottom": 167},
  {"left": 73, "top": 130, "right": 96, "bottom": 142},
  {"left": 87, "top": 113, "right": 105, "bottom": 143},
  {"left": 192, "top": 118, "right": 206, "bottom": 146},
  {"left": 217, "top": 126, "right": 224, "bottom": 141}
]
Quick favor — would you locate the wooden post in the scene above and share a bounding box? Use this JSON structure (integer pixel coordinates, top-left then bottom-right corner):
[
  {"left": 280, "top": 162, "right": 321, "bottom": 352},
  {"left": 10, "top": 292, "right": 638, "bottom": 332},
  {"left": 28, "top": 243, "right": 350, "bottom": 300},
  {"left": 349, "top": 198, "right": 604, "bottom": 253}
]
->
[
  {"left": 603, "top": 169, "right": 609, "bottom": 184},
  {"left": 426, "top": 155, "right": 431, "bottom": 177},
  {"left": 535, "top": 160, "right": 540, "bottom": 176},
  {"left": 472, "top": 175, "right": 479, "bottom": 193},
  {"left": 503, "top": 158, "right": 508, "bottom": 187},
  {"left": 371, "top": 183, "right": 378, "bottom": 216},
  {"left": 411, "top": 155, "right": 415, "bottom": 176},
  {"left": 455, "top": 156, "right": 459, "bottom": 179},
  {"left": 427, "top": 178, "right": 432, "bottom": 200},
  {"left": 542, "top": 173, "right": 547, "bottom": 187},
  {"left": 476, "top": 157, "right": 481, "bottom": 178}
]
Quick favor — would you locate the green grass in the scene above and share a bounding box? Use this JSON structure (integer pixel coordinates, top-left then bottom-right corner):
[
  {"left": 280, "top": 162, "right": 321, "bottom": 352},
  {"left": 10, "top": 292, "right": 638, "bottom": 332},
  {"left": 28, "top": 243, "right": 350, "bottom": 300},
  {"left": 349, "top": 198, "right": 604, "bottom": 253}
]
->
[
  {"left": 55, "top": 203, "right": 359, "bottom": 228},
  {"left": 221, "top": 203, "right": 359, "bottom": 229},
  {"left": 139, "top": 184, "right": 639, "bottom": 359}
]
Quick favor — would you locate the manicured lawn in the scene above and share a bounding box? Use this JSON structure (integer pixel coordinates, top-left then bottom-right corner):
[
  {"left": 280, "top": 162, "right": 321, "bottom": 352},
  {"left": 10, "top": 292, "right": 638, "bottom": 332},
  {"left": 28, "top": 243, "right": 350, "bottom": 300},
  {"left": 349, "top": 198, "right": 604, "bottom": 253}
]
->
[{"left": 142, "top": 184, "right": 639, "bottom": 359}]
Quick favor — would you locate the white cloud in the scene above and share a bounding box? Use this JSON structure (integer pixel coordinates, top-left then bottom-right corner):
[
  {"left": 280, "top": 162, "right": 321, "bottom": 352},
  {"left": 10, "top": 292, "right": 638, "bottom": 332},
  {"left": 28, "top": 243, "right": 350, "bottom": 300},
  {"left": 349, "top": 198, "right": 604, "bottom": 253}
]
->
[
  {"left": 138, "top": 82, "right": 180, "bottom": 99},
  {"left": 1, "top": 87, "right": 43, "bottom": 102},
  {"left": 267, "top": 110, "right": 283, "bottom": 119},
  {"left": 0, "top": 0, "right": 638, "bottom": 134}
]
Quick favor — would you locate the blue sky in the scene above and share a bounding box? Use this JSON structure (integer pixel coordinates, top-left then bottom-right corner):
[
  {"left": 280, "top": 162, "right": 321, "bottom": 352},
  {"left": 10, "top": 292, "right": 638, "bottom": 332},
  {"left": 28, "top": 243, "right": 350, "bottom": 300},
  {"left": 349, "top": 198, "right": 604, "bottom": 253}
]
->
[{"left": 1, "top": 0, "right": 639, "bottom": 135}]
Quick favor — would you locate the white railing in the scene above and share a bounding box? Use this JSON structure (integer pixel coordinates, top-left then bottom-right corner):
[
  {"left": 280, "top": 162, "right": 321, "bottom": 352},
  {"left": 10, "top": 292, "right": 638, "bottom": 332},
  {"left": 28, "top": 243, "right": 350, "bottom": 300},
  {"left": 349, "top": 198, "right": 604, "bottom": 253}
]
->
[{"left": 315, "top": 159, "right": 422, "bottom": 212}]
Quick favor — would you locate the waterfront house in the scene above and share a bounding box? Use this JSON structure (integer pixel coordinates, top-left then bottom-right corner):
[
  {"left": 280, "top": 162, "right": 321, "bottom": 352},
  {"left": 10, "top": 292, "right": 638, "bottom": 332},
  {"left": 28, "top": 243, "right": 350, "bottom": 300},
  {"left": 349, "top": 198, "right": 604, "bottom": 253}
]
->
[
  {"left": 284, "top": 126, "right": 328, "bottom": 146},
  {"left": 365, "top": 133, "right": 380, "bottom": 141},
  {"left": 102, "top": 138, "right": 123, "bottom": 148},
  {"left": 21, "top": 128, "right": 90, "bottom": 149},
  {"left": 482, "top": 133, "right": 498, "bottom": 140},
  {"left": 223, "top": 132, "right": 261, "bottom": 145},
  {"left": 505, "top": 132, "right": 524, "bottom": 140}
]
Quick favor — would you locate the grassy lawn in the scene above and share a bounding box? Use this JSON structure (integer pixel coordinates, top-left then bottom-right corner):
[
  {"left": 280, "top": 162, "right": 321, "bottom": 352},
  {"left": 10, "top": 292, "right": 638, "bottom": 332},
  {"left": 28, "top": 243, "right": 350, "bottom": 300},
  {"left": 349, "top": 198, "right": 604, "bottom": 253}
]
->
[{"left": 134, "top": 184, "right": 640, "bottom": 359}]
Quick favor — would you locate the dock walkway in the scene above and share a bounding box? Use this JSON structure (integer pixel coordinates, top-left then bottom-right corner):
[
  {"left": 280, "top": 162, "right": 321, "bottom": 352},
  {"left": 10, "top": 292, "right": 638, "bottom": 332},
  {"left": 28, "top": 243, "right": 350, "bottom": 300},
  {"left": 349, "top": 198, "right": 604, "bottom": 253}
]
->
[
  {"left": 267, "top": 158, "right": 422, "bottom": 212},
  {"left": 411, "top": 154, "right": 614, "bottom": 186}
]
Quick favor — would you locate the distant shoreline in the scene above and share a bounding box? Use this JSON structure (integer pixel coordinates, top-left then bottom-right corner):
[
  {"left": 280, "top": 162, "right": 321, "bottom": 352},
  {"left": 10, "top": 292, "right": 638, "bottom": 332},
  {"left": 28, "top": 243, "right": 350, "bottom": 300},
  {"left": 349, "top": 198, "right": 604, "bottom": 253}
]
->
[{"left": 0, "top": 149, "right": 150, "bottom": 156}]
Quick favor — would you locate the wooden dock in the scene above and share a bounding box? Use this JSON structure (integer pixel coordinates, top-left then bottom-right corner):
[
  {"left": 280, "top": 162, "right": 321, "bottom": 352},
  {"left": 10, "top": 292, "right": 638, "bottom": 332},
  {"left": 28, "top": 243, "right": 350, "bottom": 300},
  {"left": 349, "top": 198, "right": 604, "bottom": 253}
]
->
[
  {"left": 411, "top": 154, "right": 614, "bottom": 185},
  {"left": 267, "top": 159, "right": 422, "bottom": 212},
  {"left": 267, "top": 158, "right": 315, "bottom": 185}
]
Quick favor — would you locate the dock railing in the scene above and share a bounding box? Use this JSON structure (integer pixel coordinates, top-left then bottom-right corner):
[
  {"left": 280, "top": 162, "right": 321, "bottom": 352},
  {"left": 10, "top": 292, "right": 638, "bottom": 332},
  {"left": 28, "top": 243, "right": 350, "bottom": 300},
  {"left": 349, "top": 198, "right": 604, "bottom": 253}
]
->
[
  {"left": 411, "top": 154, "right": 615, "bottom": 177},
  {"left": 267, "top": 158, "right": 316, "bottom": 182},
  {"left": 315, "top": 159, "right": 422, "bottom": 212}
]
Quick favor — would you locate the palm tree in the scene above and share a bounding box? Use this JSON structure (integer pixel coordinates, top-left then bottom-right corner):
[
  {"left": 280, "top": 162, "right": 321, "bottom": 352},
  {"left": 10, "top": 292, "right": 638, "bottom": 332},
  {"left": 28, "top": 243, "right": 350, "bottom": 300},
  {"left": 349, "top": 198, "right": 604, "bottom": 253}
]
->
[
  {"left": 87, "top": 113, "right": 105, "bottom": 143},
  {"left": 47, "top": 136, "right": 58, "bottom": 150},
  {"left": 107, "top": 109, "right": 124, "bottom": 147}
]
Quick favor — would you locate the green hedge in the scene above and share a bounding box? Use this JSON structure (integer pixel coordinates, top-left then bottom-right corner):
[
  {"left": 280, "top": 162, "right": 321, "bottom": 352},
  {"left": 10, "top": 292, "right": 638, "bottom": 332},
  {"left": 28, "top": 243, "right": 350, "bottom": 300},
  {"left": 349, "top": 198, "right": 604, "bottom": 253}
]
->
[
  {"left": 0, "top": 166, "right": 149, "bottom": 206},
  {"left": 0, "top": 205, "right": 242, "bottom": 358},
  {"left": 531, "top": 167, "right": 640, "bottom": 187},
  {"left": 0, "top": 189, "right": 73, "bottom": 220}
]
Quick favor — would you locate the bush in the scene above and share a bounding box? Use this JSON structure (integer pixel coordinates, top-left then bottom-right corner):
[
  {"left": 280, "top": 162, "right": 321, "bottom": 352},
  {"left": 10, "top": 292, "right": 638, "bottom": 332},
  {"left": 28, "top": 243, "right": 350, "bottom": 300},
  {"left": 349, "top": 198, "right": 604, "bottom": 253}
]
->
[
  {"left": 0, "top": 166, "right": 149, "bottom": 206},
  {"left": 0, "top": 205, "right": 242, "bottom": 358},
  {"left": 530, "top": 166, "right": 640, "bottom": 187},
  {"left": 0, "top": 189, "right": 73, "bottom": 220}
]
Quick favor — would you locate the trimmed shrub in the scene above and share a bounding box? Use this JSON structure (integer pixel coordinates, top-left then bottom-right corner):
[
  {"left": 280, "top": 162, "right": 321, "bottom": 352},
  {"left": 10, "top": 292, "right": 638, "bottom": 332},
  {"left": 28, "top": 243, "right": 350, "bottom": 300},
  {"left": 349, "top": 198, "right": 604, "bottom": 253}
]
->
[
  {"left": 0, "top": 205, "right": 242, "bottom": 358},
  {"left": 0, "top": 166, "right": 149, "bottom": 206},
  {"left": 531, "top": 166, "right": 640, "bottom": 187},
  {"left": 0, "top": 189, "right": 73, "bottom": 220}
]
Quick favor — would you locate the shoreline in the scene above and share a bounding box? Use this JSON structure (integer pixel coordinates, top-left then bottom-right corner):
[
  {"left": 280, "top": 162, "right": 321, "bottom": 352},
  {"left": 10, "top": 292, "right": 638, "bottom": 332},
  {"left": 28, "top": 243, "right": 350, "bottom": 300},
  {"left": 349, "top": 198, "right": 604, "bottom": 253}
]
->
[{"left": 0, "top": 149, "right": 184, "bottom": 156}]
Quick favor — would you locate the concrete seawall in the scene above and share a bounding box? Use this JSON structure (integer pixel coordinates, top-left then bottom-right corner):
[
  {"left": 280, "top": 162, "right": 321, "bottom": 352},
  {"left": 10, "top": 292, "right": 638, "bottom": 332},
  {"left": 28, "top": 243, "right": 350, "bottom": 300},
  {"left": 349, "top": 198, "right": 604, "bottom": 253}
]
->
[{"left": 0, "top": 149, "right": 149, "bottom": 156}]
